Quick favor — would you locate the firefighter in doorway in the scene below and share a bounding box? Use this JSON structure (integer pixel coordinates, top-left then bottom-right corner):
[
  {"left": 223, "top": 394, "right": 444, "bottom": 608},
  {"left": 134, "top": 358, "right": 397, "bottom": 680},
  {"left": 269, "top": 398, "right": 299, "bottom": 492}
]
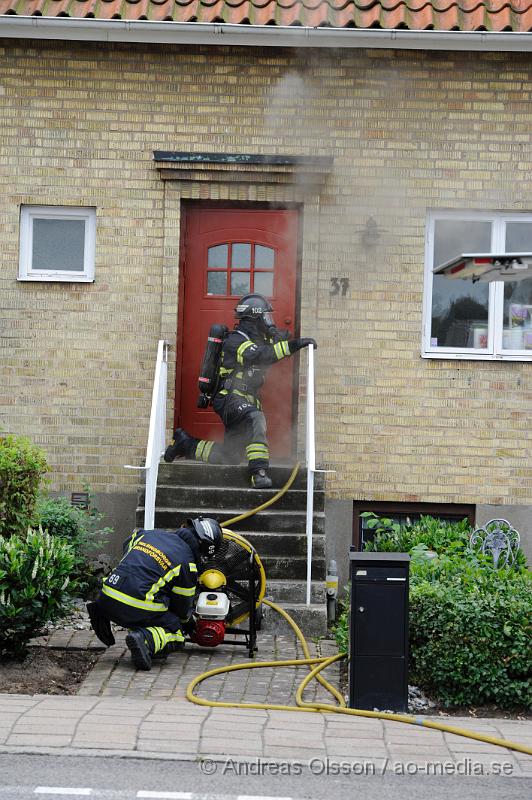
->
[
  {"left": 164, "top": 293, "right": 317, "bottom": 489},
  {"left": 87, "top": 518, "right": 222, "bottom": 670}
]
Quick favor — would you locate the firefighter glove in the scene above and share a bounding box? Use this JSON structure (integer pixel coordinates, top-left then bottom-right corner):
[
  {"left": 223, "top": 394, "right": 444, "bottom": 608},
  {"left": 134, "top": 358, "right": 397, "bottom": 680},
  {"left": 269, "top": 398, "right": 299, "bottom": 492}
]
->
[
  {"left": 288, "top": 338, "right": 318, "bottom": 353},
  {"left": 182, "top": 617, "right": 197, "bottom": 636},
  {"left": 268, "top": 326, "right": 291, "bottom": 343}
]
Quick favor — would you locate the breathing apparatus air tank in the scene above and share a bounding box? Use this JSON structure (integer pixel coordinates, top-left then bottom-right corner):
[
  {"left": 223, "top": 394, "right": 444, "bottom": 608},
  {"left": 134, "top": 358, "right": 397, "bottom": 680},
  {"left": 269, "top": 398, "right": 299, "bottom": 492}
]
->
[{"left": 197, "top": 323, "right": 229, "bottom": 408}]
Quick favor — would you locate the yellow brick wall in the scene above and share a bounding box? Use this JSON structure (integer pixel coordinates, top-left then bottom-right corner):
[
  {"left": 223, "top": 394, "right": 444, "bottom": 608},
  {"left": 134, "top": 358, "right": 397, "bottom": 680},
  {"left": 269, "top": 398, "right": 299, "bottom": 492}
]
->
[{"left": 0, "top": 40, "right": 531, "bottom": 506}]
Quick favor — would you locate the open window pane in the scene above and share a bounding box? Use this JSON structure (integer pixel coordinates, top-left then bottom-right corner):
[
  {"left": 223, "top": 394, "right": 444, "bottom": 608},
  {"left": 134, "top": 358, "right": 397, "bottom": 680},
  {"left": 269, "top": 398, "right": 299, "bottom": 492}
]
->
[
  {"left": 431, "top": 220, "right": 491, "bottom": 348},
  {"left": 32, "top": 219, "right": 85, "bottom": 272},
  {"left": 426, "top": 212, "right": 532, "bottom": 360}
]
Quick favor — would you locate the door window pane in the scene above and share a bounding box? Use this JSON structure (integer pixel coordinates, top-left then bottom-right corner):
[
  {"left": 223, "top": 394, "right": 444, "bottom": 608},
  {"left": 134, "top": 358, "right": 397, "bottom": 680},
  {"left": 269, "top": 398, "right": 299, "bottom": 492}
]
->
[
  {"left": 231, "top": 243, "right": 251, "bottom": 269},
  {"left": 231, "top": 272, "right": 250, "bottom": 296},
  {"left": 32, "top": 219, "right": 85, "bottom": 271},
  {"left": 255, "top": 245, "right": 275, "bottom": 269},
  {"left": 208, "top": 245, "right": 228, "bottom": 268},
  {"left": 207, "top": 271, "right": 227, "bottom": 295},
  {"left": 254, "top": 272, "right": 274, "bottom": 297},
  {"left": 431, "top": 220, "right": 491, "bottom": 348}
]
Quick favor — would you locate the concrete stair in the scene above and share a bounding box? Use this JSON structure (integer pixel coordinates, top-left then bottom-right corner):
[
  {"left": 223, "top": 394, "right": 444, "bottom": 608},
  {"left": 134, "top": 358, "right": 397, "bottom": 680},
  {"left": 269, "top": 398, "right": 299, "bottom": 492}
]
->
[{"left": 136, "top": 461, "right": 328, "bottom": 636}]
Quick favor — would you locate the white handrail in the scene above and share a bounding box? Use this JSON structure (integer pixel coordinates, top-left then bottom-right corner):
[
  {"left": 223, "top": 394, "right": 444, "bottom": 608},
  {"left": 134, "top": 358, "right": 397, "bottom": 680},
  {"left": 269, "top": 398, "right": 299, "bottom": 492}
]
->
[
  {"left": 305, "top": 345, "right": 316, "bottom": 606},
  {"left": 124, "top": 339, "right": 169, "bottom": 530}
]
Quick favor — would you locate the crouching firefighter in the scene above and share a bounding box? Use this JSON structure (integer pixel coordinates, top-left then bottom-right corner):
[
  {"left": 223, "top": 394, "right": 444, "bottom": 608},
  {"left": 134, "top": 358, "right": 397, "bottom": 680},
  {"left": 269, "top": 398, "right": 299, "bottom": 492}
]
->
[
  {"left": 164, "top": 293, "right": 317, "bottom": 489},
  {"left": 87, "top": 518, "right": 222, "bottom": 671}
]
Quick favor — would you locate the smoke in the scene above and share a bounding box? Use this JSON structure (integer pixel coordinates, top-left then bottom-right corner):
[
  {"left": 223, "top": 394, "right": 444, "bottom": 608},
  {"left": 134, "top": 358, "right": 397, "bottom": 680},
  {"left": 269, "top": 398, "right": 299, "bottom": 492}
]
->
[{"left": 263, "top": 71, "right": 315, "bottom": 136}]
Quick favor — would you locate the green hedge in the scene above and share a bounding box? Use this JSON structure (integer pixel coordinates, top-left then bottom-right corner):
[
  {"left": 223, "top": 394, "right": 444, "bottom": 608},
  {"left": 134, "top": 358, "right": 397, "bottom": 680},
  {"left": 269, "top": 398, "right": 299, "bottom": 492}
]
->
[
  {"left": 0, "top": 527, "right": 77, "bottom": 659},
  {"left": 409, "top": 554, "right": 532, "bottom": 707},
  {"left": 0, "top": 435, "right": 48, "bottom": 537},
  {"left": 334, "top": 515, "right": 532, "bottom": 709}
]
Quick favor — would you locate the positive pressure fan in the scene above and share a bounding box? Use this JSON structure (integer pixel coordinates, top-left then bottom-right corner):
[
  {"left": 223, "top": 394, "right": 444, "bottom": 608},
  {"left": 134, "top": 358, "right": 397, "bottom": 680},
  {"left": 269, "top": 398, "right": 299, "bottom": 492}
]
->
[{"left": 198, "top": 529, "right": 266, "bottom": 626}]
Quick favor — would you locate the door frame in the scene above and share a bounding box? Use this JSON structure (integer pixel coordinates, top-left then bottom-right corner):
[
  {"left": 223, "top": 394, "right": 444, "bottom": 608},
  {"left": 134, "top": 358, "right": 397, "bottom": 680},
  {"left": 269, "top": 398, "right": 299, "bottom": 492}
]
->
[{"left": 175, "top": 200, "right": 304, "bottom": 458}]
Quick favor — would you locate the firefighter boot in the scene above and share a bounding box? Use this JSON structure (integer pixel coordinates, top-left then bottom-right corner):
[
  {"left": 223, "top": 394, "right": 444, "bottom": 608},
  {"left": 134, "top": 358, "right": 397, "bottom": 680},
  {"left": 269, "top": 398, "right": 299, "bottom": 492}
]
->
[
  {"left": 164, "top": 428, "right": 195, "bottom": 463},
  {"left": 251, "top": 469, "right": 273, "bottom": 489},
  {"left": 152, "top": 637, "right": 185, "bottom": 660},
  {"left": 125, "top": 630, "right": 153, "bottom": 671},
  {"left": 153, "top": 640, "right": 185, "bottom": 661}
]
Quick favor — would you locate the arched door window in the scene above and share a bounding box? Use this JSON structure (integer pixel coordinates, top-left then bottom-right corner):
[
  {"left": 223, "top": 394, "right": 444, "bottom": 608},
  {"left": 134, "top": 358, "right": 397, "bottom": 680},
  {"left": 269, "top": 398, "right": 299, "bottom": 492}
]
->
[{"left": 207, "top": 242, "right": 275, "bottom": 298}]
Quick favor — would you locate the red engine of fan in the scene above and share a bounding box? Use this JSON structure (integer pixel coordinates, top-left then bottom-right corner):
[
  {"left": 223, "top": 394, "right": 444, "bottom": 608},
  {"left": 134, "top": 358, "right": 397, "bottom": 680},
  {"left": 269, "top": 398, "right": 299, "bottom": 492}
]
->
[
  {"left": 192, "top": 618, "right": 226, "bottom": 648},
  {"left": 191, "top": 591, "right": 230, "bottom": 648}
]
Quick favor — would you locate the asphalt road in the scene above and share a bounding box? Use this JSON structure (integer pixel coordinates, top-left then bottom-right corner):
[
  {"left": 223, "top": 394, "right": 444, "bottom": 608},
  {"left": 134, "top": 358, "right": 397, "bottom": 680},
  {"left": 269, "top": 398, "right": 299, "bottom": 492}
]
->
[{"left": 0, "top": 754, "right": 530, "bottom": 800}]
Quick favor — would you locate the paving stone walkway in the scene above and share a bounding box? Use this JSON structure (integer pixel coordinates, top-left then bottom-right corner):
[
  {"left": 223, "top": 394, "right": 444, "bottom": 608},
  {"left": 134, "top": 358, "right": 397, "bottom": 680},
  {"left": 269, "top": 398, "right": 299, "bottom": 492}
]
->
[
  {"left": 32, "top": 627, "right": 342, "bottom": 705},
  {"left": 3, "top": 627, "right": 529, "bottom": 778}
]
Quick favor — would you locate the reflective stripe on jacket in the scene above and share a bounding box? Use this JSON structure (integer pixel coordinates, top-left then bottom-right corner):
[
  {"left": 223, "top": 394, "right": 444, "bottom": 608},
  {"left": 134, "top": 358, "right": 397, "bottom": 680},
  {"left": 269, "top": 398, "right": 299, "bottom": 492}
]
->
[
  {"left": 102, "top": 528, "right": 198, "bottom": 617},
  {"left": 217, "top": 327, "right": 291, "bottom": 401}
]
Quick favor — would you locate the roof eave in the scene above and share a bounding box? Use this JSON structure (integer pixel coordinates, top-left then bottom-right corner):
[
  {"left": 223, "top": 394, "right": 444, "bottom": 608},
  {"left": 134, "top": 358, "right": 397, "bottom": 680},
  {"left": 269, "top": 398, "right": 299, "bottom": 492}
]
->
[{"left": 0, "top": 17, "right": 530, "bottom": 51}]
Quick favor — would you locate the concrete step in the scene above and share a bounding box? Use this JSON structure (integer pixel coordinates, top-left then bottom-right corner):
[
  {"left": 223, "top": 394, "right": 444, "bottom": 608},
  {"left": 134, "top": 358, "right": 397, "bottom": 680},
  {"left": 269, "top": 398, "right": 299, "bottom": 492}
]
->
[
  {"left": 157, "top": 460, "right": 324, "bottom": 491},
  {"left": 144, "top": 506, "right": 326, "bottom": 535},
  {"left": 261, "top": 602, "right": 328, "bottom": 637},
  {"left": 238, "top": 531, "right": 325, "bottom": 560},
  {"left": 147, "top": 459, "right": 329, "bottom": 636},
  {"left": 142, "top": 485, "right": 324, "bottom": 513},
  {"left": 265, "top": 579, "right": 326, "bottom": 605},
  {"left": 258, "top": 555, "right": 325, "bottom": 581}
]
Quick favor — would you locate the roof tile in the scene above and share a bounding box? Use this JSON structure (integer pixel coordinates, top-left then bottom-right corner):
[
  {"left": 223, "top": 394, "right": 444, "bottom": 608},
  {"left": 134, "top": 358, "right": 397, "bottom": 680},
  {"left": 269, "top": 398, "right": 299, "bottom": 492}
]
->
[{"left": 0, "top": 0, "right": 531, "bottom": 32}]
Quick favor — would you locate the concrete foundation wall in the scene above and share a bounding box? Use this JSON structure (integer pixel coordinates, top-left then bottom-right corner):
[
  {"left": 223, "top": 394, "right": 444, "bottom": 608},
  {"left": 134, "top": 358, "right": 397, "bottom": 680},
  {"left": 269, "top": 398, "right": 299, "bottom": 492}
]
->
[{"left": 476, "top": 505, "right": 532, "bottom": 565}]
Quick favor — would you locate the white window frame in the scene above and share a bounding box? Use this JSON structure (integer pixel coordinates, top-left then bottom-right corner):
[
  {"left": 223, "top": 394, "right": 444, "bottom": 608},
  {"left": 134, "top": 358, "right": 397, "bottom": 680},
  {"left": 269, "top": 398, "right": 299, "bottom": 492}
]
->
[
  {"left": 18, "top": 205, "right": 96, "bottom": 282},
  {"left": 423, "top": 210, "right": 532, "bottom": 362}
]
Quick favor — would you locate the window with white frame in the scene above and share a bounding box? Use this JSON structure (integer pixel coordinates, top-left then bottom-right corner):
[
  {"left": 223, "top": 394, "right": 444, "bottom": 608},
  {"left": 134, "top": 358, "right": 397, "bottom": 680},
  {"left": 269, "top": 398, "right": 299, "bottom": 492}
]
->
[
  {"left": 423, "top": 211, "right": 532, "bottom": 360},
  {"left": 18, "top": 205, "right": 96, "bottom": 282}
]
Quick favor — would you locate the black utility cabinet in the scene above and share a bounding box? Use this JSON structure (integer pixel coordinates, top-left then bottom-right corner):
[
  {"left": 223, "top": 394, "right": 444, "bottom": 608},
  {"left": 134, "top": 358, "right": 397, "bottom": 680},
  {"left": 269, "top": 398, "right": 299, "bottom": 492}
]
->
[{"left": 349, "top": 550, "right": 410, "bottom": 712}]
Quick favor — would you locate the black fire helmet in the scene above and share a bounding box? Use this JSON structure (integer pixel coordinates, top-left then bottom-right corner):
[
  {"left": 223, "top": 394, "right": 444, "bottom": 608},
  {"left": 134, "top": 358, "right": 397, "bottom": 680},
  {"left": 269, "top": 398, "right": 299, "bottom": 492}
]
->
[
  {"left": 234, "top": 294, "right": 275, "bottom": 330},
  {"left": 187, "top": 517, "right": 223, "bottom": 559}
]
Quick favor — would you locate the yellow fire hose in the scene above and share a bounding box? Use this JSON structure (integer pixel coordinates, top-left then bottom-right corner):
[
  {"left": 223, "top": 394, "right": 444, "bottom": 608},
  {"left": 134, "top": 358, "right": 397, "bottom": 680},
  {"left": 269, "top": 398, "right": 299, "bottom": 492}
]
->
[
  {"left": 186, "top": 597, "right": 532, "bottom": 756},
  {"left": 186, "top": 466, "right": 532, "bottom": 757},
  {"left": 221, "top": 462, "right": 300, "bottom": 527}
]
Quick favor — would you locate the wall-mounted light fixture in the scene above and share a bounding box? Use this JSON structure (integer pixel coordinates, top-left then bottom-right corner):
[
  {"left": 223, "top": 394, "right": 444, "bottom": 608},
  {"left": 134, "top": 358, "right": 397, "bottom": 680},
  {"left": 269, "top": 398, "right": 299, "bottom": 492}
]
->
[{"left": 360, "top": 216, "right": 386, "bottom": 248}]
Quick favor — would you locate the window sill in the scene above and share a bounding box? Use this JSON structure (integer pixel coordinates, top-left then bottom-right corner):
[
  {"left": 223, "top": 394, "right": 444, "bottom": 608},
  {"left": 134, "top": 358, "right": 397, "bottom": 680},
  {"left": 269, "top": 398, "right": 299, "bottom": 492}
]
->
[
  {"left": 422, "top": 350, "right": 532, "bottom": 362},
  {"left": 18, "top": 274, "right": 94, "bottom": 283}
]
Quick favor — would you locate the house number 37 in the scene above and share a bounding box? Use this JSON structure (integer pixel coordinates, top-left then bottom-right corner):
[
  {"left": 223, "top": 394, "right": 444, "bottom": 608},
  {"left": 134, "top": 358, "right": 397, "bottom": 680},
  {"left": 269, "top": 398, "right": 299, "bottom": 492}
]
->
[{"left": 330, "top": 277, "right": 349, "bottom": 297}]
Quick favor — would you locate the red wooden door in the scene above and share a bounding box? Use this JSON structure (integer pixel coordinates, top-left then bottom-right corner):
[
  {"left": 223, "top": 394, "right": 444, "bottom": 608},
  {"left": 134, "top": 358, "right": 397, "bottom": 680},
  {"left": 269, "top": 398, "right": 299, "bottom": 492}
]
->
[{"left": 176, "top": 207, "right": 299, "bottom": 458}]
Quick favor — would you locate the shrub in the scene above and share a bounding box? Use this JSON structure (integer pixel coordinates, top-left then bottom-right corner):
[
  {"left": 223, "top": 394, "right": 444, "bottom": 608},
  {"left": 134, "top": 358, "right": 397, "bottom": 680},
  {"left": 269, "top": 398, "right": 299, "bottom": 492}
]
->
[
  {"left": 333, "top": 588, "right": 350, "bottom": 655},
  {"left": 333, "top": 515, "right": 532, "bottom": 709},
  {"left": 0, "top": 435, "right": 48, "bottom": 538},
  {"left": 36, "top": 489, "right": 112, "bottom": 595},
  {"left": 410, "top": 557, "right": 532, "bottom": 707},
  {"left": 362, "top": 512, "right": 472, "bottom": 555},
  {"left": 37, "top": 497, "right": 82, "bottom": 542},
  {"left": 0, "top": 526, "right": 77, "bottom": 660}
]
